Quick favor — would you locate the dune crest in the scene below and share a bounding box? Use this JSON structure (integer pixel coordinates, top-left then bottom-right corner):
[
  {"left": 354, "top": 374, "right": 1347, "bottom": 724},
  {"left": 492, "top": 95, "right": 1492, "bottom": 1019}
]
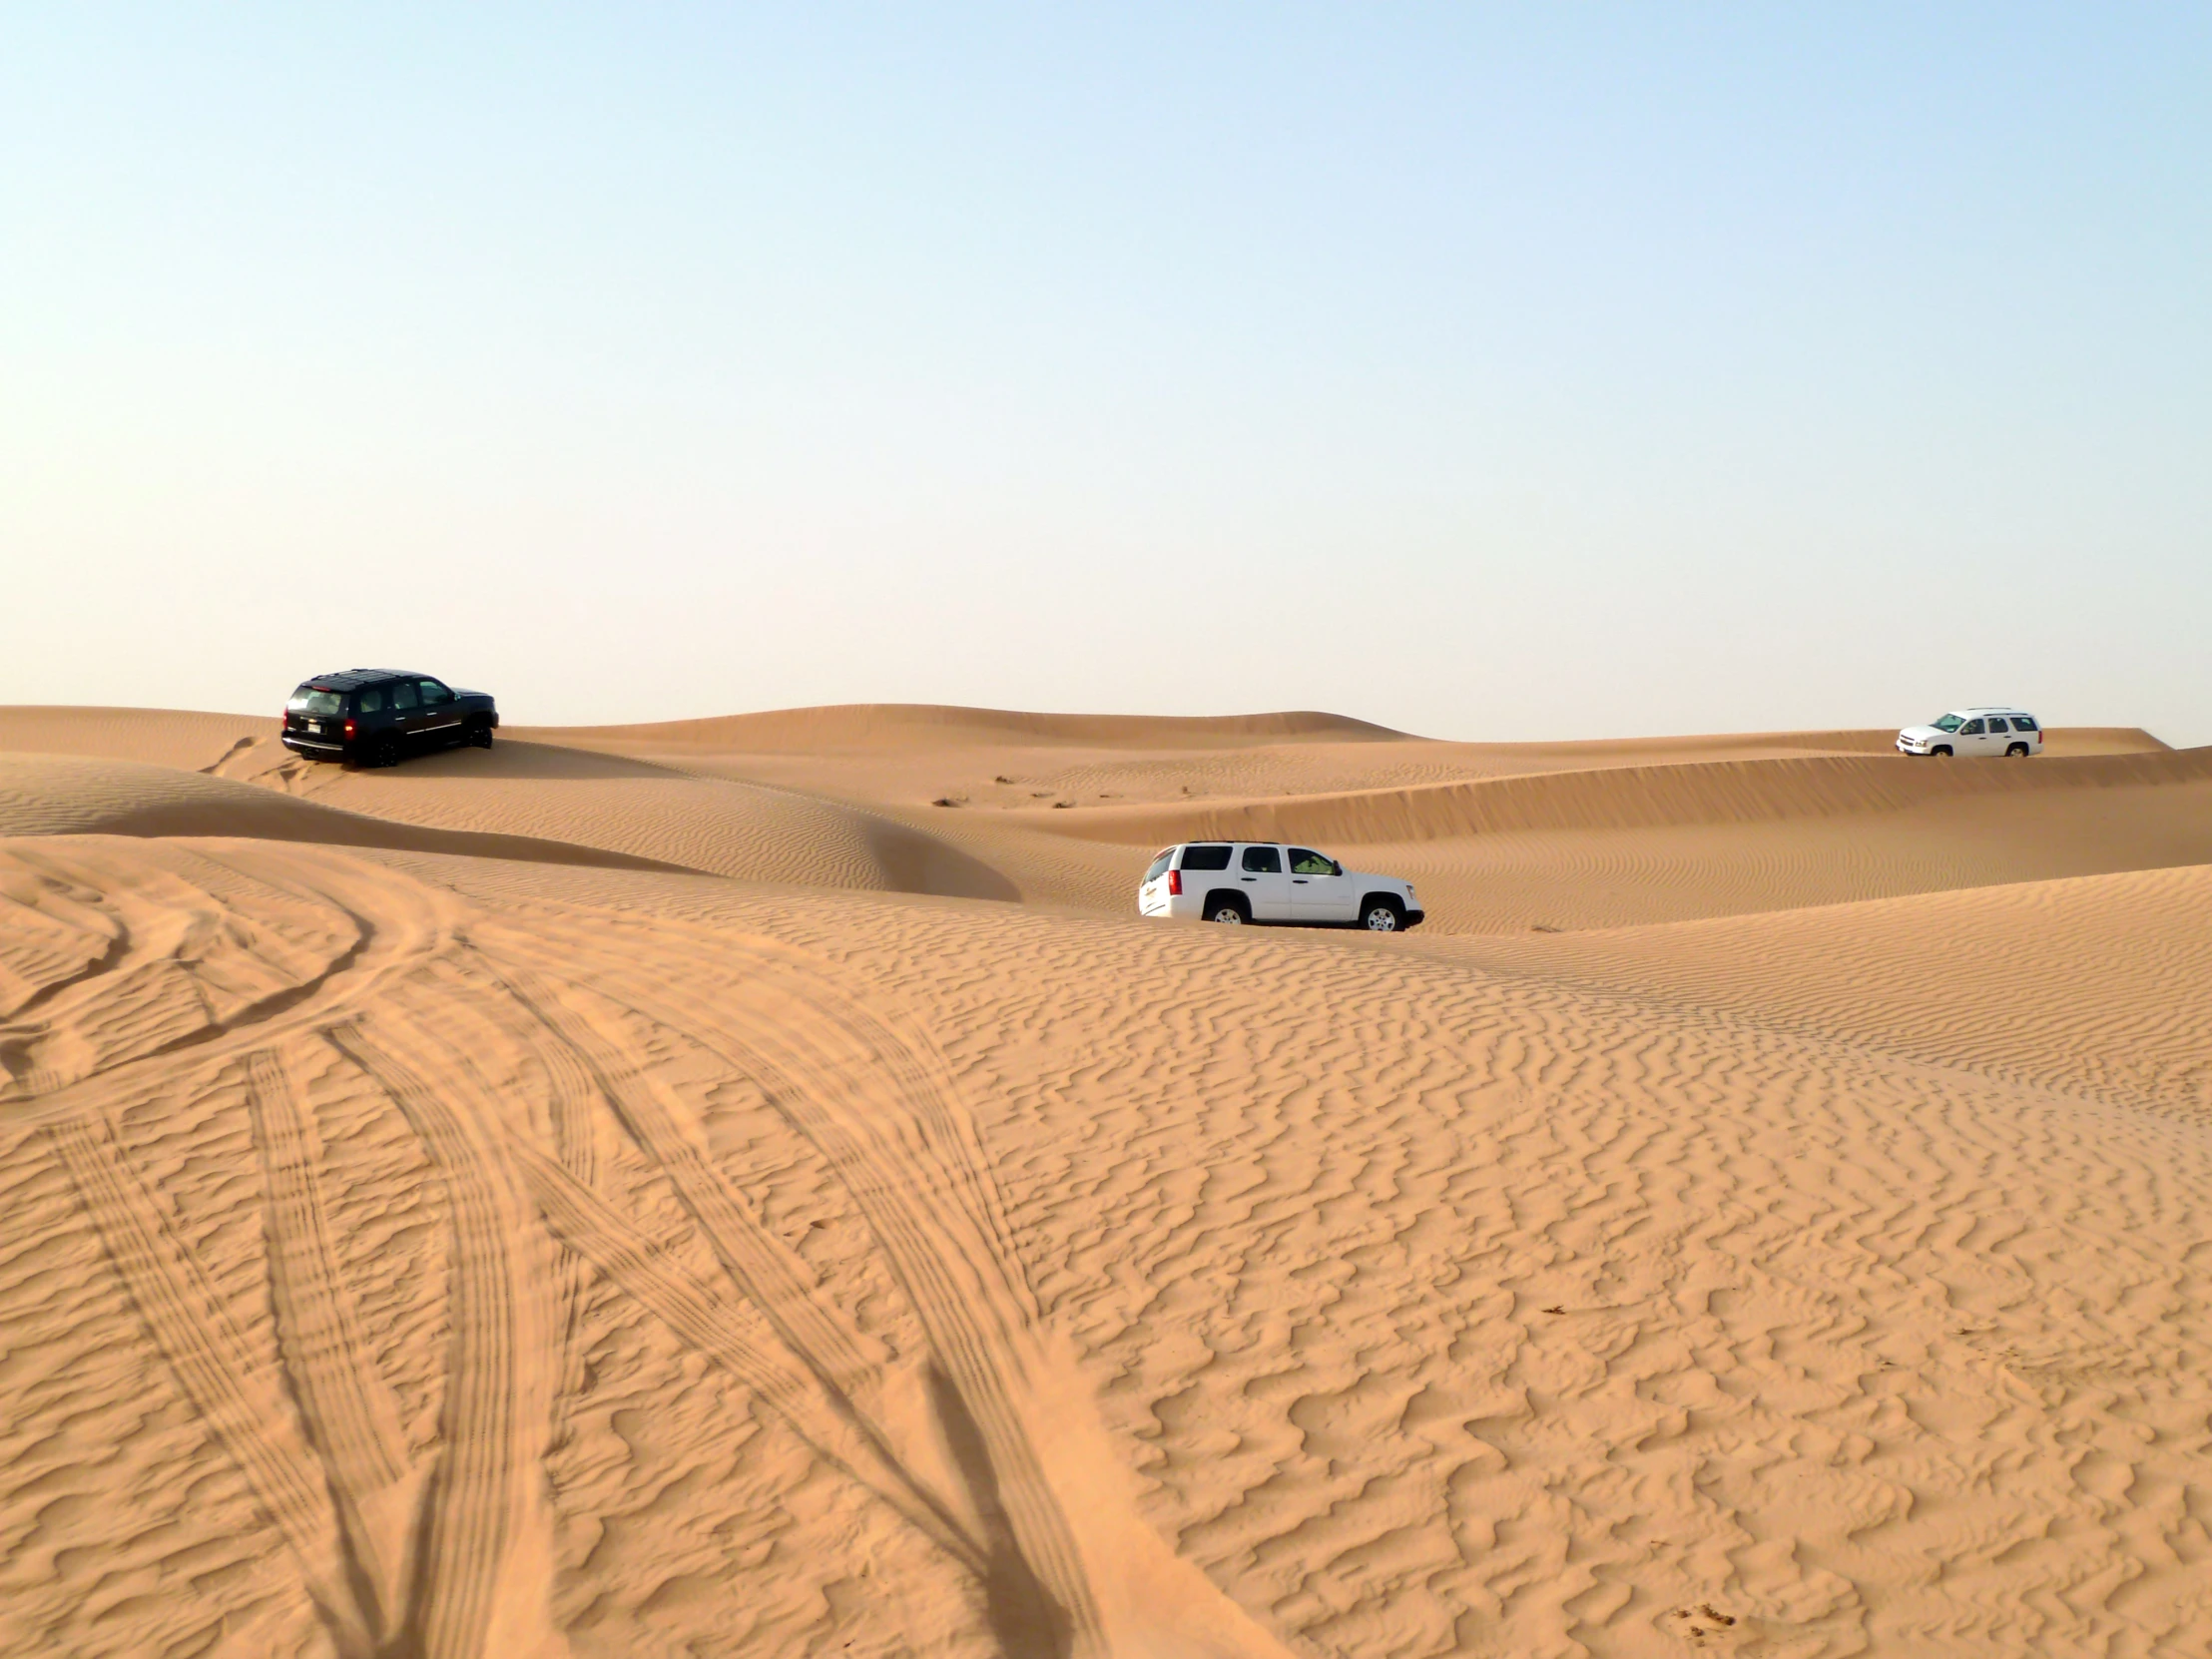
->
[
  {"left": 0, "top": 752, "right": 693, "bottom": 872},
  {"left": 1035, "top": 744, "right": 2212, "bottom": 845},
  {"left": 530, "top": 702, "right": 1411, "bottom": 752}
]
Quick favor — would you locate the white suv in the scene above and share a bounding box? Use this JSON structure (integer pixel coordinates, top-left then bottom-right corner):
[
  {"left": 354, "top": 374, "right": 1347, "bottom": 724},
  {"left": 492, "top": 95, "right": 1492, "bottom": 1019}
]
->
[
  {"left": 1897, "top": 708, "right": 2044, "bottom": 758},
  {"left": 1139, "top": 841, "right": 1425, "bottom": 930}
]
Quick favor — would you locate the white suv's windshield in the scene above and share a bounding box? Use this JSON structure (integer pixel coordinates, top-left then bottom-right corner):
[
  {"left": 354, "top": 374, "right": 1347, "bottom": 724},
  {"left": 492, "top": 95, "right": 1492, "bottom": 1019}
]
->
[{"left": 1931, "top": 714, "right": 1966, "bottom": 733}]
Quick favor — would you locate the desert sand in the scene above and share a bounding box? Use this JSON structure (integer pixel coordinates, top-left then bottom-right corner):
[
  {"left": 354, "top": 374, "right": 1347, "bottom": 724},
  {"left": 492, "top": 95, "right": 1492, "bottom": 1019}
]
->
[{"left": 2, "top": 702, "right": 2209, "bottom": 1658}]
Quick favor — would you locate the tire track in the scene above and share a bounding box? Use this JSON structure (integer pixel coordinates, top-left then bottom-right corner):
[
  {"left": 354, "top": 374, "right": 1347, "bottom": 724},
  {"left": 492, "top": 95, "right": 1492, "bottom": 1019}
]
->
[
  {"left": 500, "top": 1127, "right": 985, "bottom": 1572},
  {"left": 477, "top": 950, "right": 893, "bottom": 1397},
  {"left": 528, "top": 943, "right": 1105, "bottom": 1654},
  {"left": 246, "top": 1046, "right": 419, "bottom": 1644},
  {"left": 499, "top": 915, "right": 1298, "bottom": 1659},
  {"left": 328, "top": 1013, "right": 562, "bottom": 1659},
  {"left": 435, "top": 954, "right": 607, "bottom": 1416},
  {"left": 4, "top": 844, "right": 460, "bottom": 1133},
  {"left": 512, "top": 913, "right": 1030, "bottom": 1320},
  {"left": 0, "top": 853, "right": 127, "bottom": 1024},
  {"left": 47, "top": 1107, "right": 376, "bottom": 1659},
  {"left": 462, "top": 947, "right": 1024, "bottom": 1594},
  {"left": 508, "top": 912, "right": 1029, "bottom": 1277},
  {"left": 460, "top": 948, "right": 984, "bottom": 1564},
  {"left": 402, "top": 961, "right": 1109, "bottom": 1651}
]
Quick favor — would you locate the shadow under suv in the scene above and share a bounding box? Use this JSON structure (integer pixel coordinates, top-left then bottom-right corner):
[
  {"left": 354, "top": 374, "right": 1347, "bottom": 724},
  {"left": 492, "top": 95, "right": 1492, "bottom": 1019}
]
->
[{"left": 279, "top": 670, "right": 499, "bottom": 768}]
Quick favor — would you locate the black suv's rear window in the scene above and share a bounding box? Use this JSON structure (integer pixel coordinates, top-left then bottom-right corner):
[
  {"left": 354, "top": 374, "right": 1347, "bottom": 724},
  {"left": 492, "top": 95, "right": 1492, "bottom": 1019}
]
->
[
  {"left": 1178, "top": 843, "right": 1232, "bottom": 871},
  {"left": 287, "top": 686, "right": 342, "bottom": 717}
]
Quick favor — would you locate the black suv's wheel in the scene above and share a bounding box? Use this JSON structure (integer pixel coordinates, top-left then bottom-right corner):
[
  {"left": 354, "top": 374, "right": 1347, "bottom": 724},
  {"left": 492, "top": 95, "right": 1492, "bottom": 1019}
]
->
[
  {"left": 1360, "top": 898, "right": 1402, "bottom": 932},
  {"left": 1202, "top": 894, "right": 1248, "bottom": 924},
  {"left": 2006, "top": 742, "right": 2029, "bottom": 757},
  {"left": 368, "top": 734, "right": 401, "bottom": 770}
]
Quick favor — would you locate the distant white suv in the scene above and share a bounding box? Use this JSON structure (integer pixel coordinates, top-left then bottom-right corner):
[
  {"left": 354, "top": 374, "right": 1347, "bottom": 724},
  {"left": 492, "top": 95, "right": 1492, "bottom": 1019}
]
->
[
  {"left": 1897, "top": 708, "right": 2044, "bottom": 758},
  {"left": 1139, "top": 841, "right": 1425, "bottom": 930}
]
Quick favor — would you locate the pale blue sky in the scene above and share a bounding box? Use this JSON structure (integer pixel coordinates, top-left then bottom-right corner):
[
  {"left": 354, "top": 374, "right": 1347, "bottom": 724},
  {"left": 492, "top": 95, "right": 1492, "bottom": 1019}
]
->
[{"left": 4, "top": 5, "right": 2207, "bottom": 741}]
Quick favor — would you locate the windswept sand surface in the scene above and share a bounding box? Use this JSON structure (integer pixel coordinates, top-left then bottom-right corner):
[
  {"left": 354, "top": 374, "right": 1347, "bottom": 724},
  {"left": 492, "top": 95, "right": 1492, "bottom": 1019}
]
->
[{"left": 2, "top": 704, "right": 2209, "bottom": 1658}]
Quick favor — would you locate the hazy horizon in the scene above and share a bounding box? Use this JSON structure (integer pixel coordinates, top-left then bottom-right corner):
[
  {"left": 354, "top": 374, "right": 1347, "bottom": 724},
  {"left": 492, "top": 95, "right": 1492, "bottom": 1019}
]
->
[{"left": 6, "top": 6, "right": 2208, "bottom": 745}]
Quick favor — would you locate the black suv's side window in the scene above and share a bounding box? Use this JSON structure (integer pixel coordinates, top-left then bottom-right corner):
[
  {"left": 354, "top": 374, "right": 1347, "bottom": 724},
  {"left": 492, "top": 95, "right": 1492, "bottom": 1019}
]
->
[
  {"left": 420, "top": 680, "right": 453, "bottom": 706},
  {"left": 391, "top": 681, "right": 419, "bottom": 712},
  {"left": 358, "top": 688, "right": 383, "bottom": 715}
]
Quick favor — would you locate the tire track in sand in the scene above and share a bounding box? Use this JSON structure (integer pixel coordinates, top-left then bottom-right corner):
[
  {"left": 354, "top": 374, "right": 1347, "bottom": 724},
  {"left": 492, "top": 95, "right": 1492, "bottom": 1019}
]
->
[
  {"left": 47, "top": 1106, "right": 376, "bottom": 1659},
  {"left": 245, "top": 1047, "right": 420, "bottom": 1645},
  {"left": 328, "top": 1013, "right": 563, "bottom": 1659},
  {"left": 431, "top": 957, "right": 605, "bottom": 1417},
  {"left": 478, "top": 955, "right": 893, "bottom": 1405},
  {"left": 500, "top": 1128, "right": 986, "bottom": 1571},
  {"left": 3, "top": 842, "right": 461, "bottom": 1134},
  {"left": 501, "top": 912, "right": 1296, "bottom": 1659},
  {"left": 458, "top": 951, "right": 988, "bottom": 1567},
  {"left": 494, "top": 921, "right": 1095, "bottom": 1652}
]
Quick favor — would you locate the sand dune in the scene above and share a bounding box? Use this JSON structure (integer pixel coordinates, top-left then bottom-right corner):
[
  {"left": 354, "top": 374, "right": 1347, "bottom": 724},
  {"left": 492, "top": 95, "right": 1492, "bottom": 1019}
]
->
[
  {"left": 1458, "top": 861, "right": 2212, "bottom": 1119},
  {"left": 527, "top": 702, "right": 1412, "bottom": 753},
  {"left": 4, "top": 703, "right": 2209, "bottom": 1658},
  {"left": 834, "top": 749, "right": 2212, "bottom": 930},
  {"left": 0, "top": 753, "right": 691, "bottom": 873},
  {"left": 1037, "top": 744, "right": 2212, "bottom": 845},
  {"left": 276, "top": 748, "right": 1017, "bottom": 900},
  {"left": 0, "top": 705, "right": 268, "bottom": 771},
  {"left": 521, "top": 711, "right": 2168, "bottom": 823},
  {"left": 0, "top": 736, "right": 1019, "bottom": 901}
]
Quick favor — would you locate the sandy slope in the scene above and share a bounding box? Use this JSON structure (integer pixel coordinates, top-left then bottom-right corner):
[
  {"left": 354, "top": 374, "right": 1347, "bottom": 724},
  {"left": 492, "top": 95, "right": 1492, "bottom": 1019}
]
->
[
  {"left": 2, "top": 704, "right": 2209, "bottom": 1658},
  {"left": 1452, "top": 863, "right": 2212, "bottom": 1120},
  {"left": 0, "top": 754, "right": 695, "bottom": 873}
]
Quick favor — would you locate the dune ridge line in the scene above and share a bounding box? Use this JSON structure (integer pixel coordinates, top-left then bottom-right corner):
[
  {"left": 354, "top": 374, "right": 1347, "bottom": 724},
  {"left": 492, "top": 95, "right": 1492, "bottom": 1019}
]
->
[{"left": 1038, "top": 744, "right": 2212, "bottom": 844}]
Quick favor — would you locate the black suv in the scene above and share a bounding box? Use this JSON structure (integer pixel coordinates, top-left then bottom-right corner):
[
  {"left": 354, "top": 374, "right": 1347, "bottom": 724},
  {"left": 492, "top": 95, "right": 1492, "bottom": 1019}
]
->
[{"left": 279, "top": 670, "right": 500, "bottom": 768}]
